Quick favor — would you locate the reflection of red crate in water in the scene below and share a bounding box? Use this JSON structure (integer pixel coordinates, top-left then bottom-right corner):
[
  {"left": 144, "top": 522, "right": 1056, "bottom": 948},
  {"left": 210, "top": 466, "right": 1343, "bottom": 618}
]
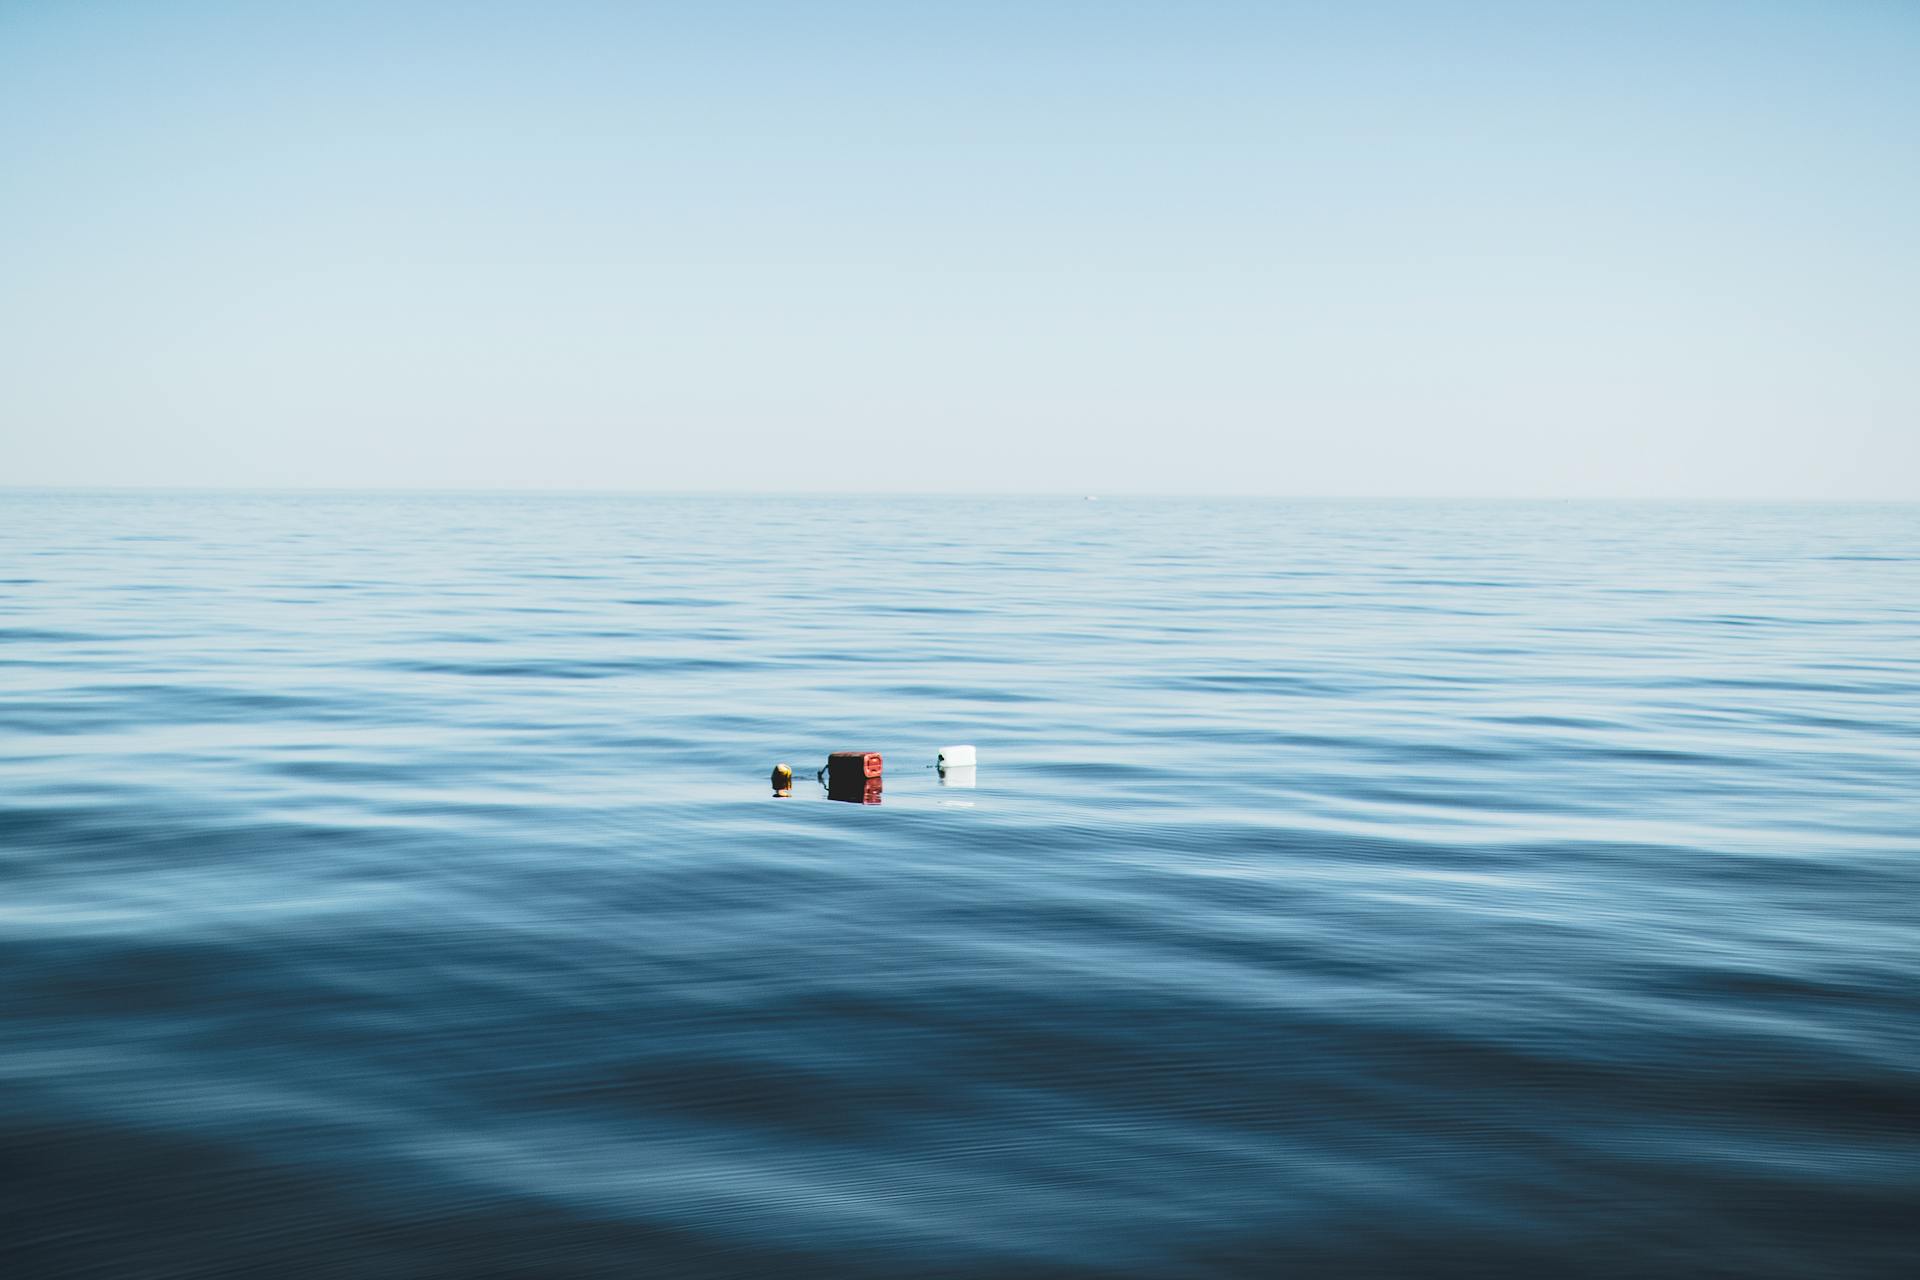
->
[
  {"left": 825, "top": 752, "right": 883, "bottom": 804},
  {"left": 827, "top": 775, "right": 883, "bottom": 804}
]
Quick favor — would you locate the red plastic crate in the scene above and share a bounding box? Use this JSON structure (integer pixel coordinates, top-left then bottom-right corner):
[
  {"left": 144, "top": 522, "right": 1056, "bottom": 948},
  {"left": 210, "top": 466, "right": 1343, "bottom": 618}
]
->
[{"left": 826, "top": 751, "right": 883, "bottom": 782}]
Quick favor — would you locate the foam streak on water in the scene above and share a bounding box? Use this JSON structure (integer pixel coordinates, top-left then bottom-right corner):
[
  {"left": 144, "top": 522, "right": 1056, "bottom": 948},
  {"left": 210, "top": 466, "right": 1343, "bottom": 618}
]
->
[{"left": 2, "top": 493, "right": 1917, "bottom": 1277}]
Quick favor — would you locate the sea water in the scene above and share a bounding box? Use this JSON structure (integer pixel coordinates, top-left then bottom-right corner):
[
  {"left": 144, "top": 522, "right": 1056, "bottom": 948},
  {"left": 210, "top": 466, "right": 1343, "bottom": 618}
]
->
[{"left": 2, "top": 492, "right": 1916, "bottom": 1277}]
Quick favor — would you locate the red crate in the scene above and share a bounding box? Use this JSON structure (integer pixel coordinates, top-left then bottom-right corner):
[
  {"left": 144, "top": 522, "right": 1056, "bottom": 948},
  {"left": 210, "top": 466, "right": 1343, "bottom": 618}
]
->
[{"left": 826, "top": 751, "right": 883, "bottom": 782}]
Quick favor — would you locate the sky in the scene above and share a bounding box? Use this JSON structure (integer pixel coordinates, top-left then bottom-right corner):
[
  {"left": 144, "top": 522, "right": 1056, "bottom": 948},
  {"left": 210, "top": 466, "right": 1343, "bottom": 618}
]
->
[{"left": 2, "top": 0, "right": 1916, "bottom": 496}]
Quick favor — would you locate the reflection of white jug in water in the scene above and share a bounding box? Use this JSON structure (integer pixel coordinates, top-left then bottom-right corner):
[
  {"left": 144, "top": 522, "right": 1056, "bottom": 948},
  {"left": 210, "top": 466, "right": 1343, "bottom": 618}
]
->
[{"left": 937, "top": 746, "right": 977, "bottom": 789}]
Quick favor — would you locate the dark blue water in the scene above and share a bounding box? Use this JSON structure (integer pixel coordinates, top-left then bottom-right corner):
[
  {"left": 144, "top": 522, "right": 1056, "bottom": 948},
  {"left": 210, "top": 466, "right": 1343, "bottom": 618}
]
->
[{"left": 3, "top": 492, "right": 1916, "bottom": 1278}]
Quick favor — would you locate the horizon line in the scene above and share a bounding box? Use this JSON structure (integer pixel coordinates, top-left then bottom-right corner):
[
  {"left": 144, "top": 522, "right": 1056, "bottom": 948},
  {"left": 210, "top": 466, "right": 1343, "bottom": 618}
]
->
[{"left": 1, "top": 485, "right": 1915, "bottom": 504}]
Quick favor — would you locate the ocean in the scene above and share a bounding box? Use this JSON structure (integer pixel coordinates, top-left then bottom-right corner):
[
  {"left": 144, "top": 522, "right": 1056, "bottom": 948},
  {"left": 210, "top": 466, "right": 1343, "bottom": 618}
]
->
[{"left": 2, "top": 491, "right": 1915, "bottom": 1277}]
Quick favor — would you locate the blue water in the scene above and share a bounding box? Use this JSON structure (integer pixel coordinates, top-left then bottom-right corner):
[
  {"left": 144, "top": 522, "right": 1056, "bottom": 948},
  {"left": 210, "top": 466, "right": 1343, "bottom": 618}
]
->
[{"left": 3, "top": 492, "right": 1916, "bottom": 1278}]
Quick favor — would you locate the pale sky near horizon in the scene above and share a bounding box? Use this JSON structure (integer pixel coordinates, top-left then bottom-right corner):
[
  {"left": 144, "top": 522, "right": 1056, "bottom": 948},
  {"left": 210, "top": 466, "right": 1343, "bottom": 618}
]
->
[{"left": 2, "top": 1, "right": 1916, "bottom": 497}]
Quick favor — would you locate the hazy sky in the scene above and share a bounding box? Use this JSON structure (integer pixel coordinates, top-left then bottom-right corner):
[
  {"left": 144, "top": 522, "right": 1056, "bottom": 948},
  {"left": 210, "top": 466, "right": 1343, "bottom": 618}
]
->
[{"left": 3, "top": 1, "right": 1916, "bottom": 495}]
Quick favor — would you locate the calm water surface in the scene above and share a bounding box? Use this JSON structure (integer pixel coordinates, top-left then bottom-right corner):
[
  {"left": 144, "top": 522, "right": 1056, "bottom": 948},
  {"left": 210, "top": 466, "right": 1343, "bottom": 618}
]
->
[{"left": 2, "top": 493, "right": 1916, "bottom": 1277}]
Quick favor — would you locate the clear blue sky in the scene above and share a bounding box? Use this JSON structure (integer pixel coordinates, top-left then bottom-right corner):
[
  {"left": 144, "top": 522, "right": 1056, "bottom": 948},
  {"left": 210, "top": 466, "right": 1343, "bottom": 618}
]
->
[{"left": 3, "top": 1, "right": 1915, "bottom": 495}]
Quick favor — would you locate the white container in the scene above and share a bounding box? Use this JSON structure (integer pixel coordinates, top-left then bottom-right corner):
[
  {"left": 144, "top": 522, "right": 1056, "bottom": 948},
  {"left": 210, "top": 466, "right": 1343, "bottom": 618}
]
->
[
  {"left": 937, "top": 765, "right": 977, "bottom": 789},
  {"left": 937, "top": 745, "right": 977, "bottom": 769}
]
